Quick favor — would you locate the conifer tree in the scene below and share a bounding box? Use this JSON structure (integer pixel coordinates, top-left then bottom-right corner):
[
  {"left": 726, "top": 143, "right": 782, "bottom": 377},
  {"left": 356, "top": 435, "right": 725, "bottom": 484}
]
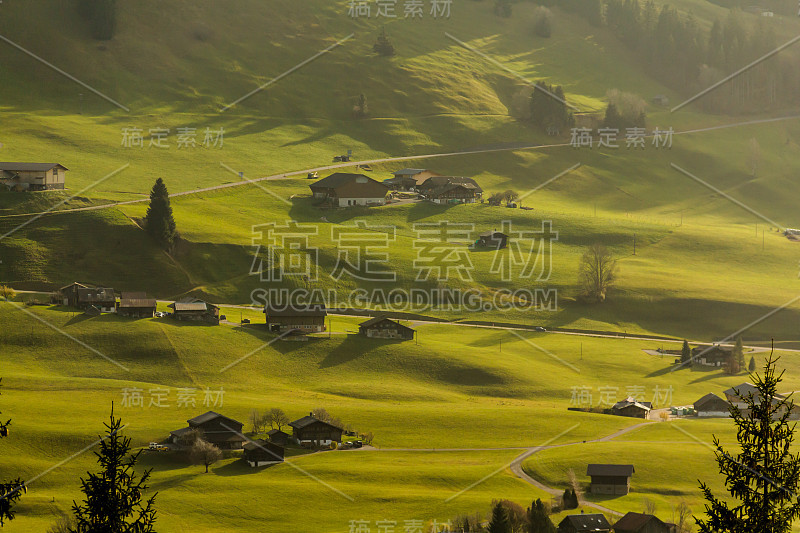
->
[
  {"left": 487, "top": 501, "right": 512, "bottom": 533},
  {"left": 144, "top": 178, "right": 177, "bottom": 249},
  {"left": 681, "top": 340, "right": 691, "bottom": 366},
  {"left": 527, "top": 498, "right": 555, "bottom": 533},
  {"left": 734, "top": 337, "right": 745, "bottom": 373},
  {"left": 696, "top": 356, "right": 800, "bottom": 533},
  {"left": 373, "top": 27, "right": 395, "bottom": 57},
  {"left": 69, "top": 406, "right": 157, "bottom": 533},
  {"left": 749, "top": 356, "right": 756, "bottom": 372},
  {"left": 0, "top": 379, "right": 25, "bottom": 528}
]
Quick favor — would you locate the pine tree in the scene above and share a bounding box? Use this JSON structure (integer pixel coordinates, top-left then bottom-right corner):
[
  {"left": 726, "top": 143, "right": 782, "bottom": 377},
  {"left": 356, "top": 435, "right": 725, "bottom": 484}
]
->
[
  {"left": 527, "top": 498, "right": 556, "bottom": 533},
  {"left": 69, "top": 406, "right": 157, "bottom": 533},
  {"left": 602, "top": 102, "right": 623, "bottom": 130},
  {"left": 749, "top": 356, "right": 756, "bottom": 372},
  {"left": 0, "top": 378, "right": 25, "bottom": 527},
  {"left": 487, "top": 501, "right": 512, "bottom": 533},
  {"left": 570, "top": 488, "right": 579, "bottom": 508},
  {"left": 681, "top": 340, "right": 691, "bottom": 366},
  {"left": 562, "top": 488, "right": 572, "bottom": 509},
  {"left": 734, "top": 337, "right": 745, "bottom": 373},
  {"left": 144, "top": 178, "right": 177, "bottom": 249},
  {"left": 697, "top": 355, "right": 800, "bottom": 533},
  {"left": 373, "top": 27, "right": 395, "bottom": 57}
]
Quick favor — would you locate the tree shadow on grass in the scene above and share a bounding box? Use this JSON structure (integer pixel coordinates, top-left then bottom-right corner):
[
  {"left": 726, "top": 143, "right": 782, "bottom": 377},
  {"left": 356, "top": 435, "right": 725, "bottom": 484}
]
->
[
  {"left": 318, "top": 334, "right": 374, "bottom": 368},
  {"left": 212, "top": 458, "right": 281, "bottom": 476}
]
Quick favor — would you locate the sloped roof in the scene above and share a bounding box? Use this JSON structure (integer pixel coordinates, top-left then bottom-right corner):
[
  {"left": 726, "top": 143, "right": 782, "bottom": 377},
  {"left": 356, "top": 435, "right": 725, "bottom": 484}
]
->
[
  {"left": 264, "top": 303, "right": 327, "bottom": 317},
  {"left": 586, "top": 464, "right": 634, "bottom": 477},
  {"left": 694, "top": 392, "right": 728, "bottom": 410},
  {"left": 613, "top": 512, "right": 664, "bottom": 532},
  {"left": 59, "top": 282, "right": 90, "bottom": 292},
  {"left": 121, "top": 292, "right": 148, "bottom": 299},
  {"left": 267, "top": 429, "right": 288, "bottom": 436},
  {"left": 169, "top": 302, "right": 208, "bottom": 312},
  {"left": 187, "top": 411, "right": 242, "bottom": 428},
  {"left": 723, "top": 382, "right": 759, "bottom": 398},
  {"left": 612, "top": 397, "right": 652, "bottom": 411},
  {"left": 479, "top": 230, "right": 508, "bottom": 239},
  {"left": 289, "top": 415, "right": 343, "bottom": 431},
  {"left": 0, "top": 162, "right": 68, "bottom": 172},
  {"left": 358, "top": 316, "right": 413, "bottom": 330},
  {"left": 392, "top": 168, "right": 427, "bottom": 176},
  {"left": 558, "top": 513, "right": 611, "bottom": 531},
  {"left": 169, "top": 426, "right": 194, "bottom": 438},
  {"left": 119, "top": 298, "right": 157, "bottom": 308}
]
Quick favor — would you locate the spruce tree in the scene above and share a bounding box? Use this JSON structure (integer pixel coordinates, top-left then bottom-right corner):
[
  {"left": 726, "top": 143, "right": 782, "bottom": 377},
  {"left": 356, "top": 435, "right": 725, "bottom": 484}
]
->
[
  {"left": 749, "top": 356, "right": 756, "bottom": 372},
  {"left": 0, "top": 378, "right": 25, "bottom": 527},
  {"left": 69, "top": 406, "right": 157, "bottom": 533},
  {"left": 602, "top": 102, "right": 623, "bottom": 130},
  {"left": 562, "top": 488, "right": 572, "bottom": 509},
  {"left": 487, "top": 501, "right": 512, "bottom": 533},
  {"left": 734, "top": 337, "right": 745, "bottom": 372},
  {"left": 144, "top": 178, "right": 177, "bottom": 249},
  {"left": 373, "top": 27, "right": 395, "bottom": 57},
  {"left": 696, "top": 356, "right": 800, "bottom": 533},
  {"left": 681, "top": 339, "right": 691, "bottom": 366},
  {"left": 527, "top": 498, "right": 556, "bottom": 533}
]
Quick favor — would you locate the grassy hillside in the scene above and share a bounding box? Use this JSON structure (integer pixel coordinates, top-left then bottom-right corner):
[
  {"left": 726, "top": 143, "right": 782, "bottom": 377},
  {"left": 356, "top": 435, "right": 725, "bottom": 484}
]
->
[{"left": 3, "top": 304, "right": 798, "bottom": 531}]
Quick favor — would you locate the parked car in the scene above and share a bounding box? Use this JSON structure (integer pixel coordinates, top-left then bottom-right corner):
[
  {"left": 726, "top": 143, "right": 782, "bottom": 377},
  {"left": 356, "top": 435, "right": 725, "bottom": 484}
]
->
[
  {"left": 148, "top": 442, "right": 168, "bottom": 451},
  {"left": 534, "top": 326, "right": 546, "bottom": 332},
  {"left": 241, "top": 318, "right": 250, "bottom": 324},
  {"left": 352, "top": 440, "right": 363, "bottom": 448},
  {"left": 307, "top": 172, "right": 319, "bottom": 179},
  {"left": 219, "top": 314, "right": 227, "bottom": 321}
]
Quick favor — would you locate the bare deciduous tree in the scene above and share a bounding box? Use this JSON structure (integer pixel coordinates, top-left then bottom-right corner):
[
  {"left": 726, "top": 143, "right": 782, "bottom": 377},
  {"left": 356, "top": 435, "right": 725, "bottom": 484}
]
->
[
  {"left": 268, "top": 408, "right": 289, "bottom": 431},
  {"left": 672, "top": 501, "right": 692, "bottom": 533},
  {"left": 249, "top": 409, "right": 263, "bottom": 434},
  {"left": 579, "top": 243, "right": 618, "bottom": 303},
  {"left": 190, "top": 438, "right": 222, "bottom": 473},
  {"left": 642, "top": 497, "right": 657, "bottom": 515}
]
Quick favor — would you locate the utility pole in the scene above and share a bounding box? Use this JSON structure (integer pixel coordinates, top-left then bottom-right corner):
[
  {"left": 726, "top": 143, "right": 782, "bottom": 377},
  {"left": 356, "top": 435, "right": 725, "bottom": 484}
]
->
[{"left": 633, "top": 234, "right": 636, "bottom": 255}]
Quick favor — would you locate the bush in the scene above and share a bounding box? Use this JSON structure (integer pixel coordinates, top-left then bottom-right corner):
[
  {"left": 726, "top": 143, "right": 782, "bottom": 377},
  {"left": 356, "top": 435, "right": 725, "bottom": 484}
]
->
[
  {"left": 534, "top": 7, "right": 553, "bottom": 38},
  {"left": 0, "top": 286, "right": 16, "bottom": 300}
]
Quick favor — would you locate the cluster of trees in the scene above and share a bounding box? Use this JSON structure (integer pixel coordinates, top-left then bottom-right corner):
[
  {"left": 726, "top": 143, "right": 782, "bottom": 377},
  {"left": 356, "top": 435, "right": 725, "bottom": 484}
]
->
[
  {"left": 76, "top": 0, "right": 119, "bottom": 40},
  {"left": 529, "top": 81, "right": 574, "bottom": 133},
  {"left": 602, "top": 89, "right": 646, "bottom": 130},
  {"left": 249, "top": 407, "right": 290, "bottom": 434},
  {"left": 488, "top": 189, "right": 519, "bottom": 206},
  {"left": 533, "top": 7, "right": 553, "bottom": 38},
  {"left": 561, "top": 488, "right": 579, "bottom": 510},
  {"left": 144, "top": 178, "right": 178, "bottom": 250},
  {"left": 480, "top": 498, "right": 555, "bottom": 533},
  {"left": 373, "top": 27, "right": 395, "bottom": 57},
  {"left": 352, "top": 93, "right": 369, "bottom": 119}
]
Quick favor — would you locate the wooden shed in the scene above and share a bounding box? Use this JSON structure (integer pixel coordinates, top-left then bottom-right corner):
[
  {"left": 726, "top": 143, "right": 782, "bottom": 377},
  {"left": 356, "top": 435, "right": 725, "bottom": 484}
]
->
[
  {"left": 242, "top": 439, "right": 285, "bottom": 467},
  {"left": 358, "top": 316, "right": 415, "bottom": 340},
  {"left": 289, "top": 414, "right": 343, "bottom": 447},
  {"left": 586, "top": 464, "right": 634, "bottom": 495}
]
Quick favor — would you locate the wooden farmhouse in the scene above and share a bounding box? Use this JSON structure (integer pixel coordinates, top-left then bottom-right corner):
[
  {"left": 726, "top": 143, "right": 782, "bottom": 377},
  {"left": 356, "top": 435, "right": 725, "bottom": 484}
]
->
[
  {"left": 267, "top": 429, "right": 290, "bottom": 446},
  {"left": 723, "top": 382, "right": 764, "bottom": 409},
  {"left": 586, "top": 464, "right": 634, "bottom": 495},
  {"left": 264, "top": 303, "right": 327, "bottom": 333},
  {"left": 693, "top": 393, "right": 730, "bottom": 417},
  {"left": 289, "top": 414, "right": 343, "bottom": 447},
  {"left": 309, "top": 173, "right": 389, "bottom": 207},
  {"left": 168, "top": 298, "right": 220, "bottom": 324},
  {"left": 76, "top": 287, "right": 116, "bottom": 313},
  {"left": 476, "top": 230, "right": 508, "bottom": 249},
  {"left": 557, "top": 513, "right": 611, "bottom": 533},
  {"left": 358, "top": 316, "right": 415, "bottom": 340},
  {"left": 417, "top": 176, "right": 483, "bottom": 204},
  {"left": 242, "top": 439, "right": 285, "bottom": 467},
  {"left": 169, "top": 411, "right": 246, "bottom": 450},
  {"left": 386, "top": 168, "right": 441, "bottom": 191},
  {"left": 117, "top": 292, "right": 157, "bottom": 318},
  {"left": 56, "top": 282, "right": 90, "bottom": 307},
  {"left": 611, "top": 397, "right": 652, "bottom": 419},
  {"left": 691, "top": 345, "right": 732, "bottom": 367},
  {"left": 0, "top": 162, "right": 67, "bottom": 191},
  {"left": 612, "top": 512, "right": 676, "bottom": 533}
]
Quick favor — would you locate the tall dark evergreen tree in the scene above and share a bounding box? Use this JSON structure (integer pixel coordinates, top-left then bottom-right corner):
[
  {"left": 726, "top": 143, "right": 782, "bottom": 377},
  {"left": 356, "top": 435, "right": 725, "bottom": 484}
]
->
[
  {"left": 373, "top": 27, "right": 395, "bottom": 57},
  {"left": 527, "top": 498, "right": 555, "bottom": 533},
  {"left": 144, "top": 178, "right": 177, "bottom": 249},
  {"left": 602, "top": 102, "right": 623, "bottom": 130},
  {"left": 0, "top": 379, "right": 25, "bottom": 528},
  {"left": 487, "top": 501, "right": 512, "bottom": 533},
  {"left": 696, "top": 356, "right": 800, "bottom": 533},
  {"left": 681, "top": 339, "right": 692, "bottom": 366},
  {"left": 749, "top": 356, "right": 756, "bottom": 372},
  {"left": 69, "top": 406, "right": 157, "bottom": 533},
  {"left": 77, "top": 0, "right": 118, "bottom": 40},
  {"left": 734, "top": 337, "right": 745, "bottom": 373}
]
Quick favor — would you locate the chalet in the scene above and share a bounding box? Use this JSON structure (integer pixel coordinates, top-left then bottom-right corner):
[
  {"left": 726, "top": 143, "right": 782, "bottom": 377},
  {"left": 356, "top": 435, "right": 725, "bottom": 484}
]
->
[
  {"left": 611, "top": 397, "right": 652, "bottom": 419},
  {"left": 723, "top": 382, "right": 765, "bottom": 409},
  {"left": 309, "top": 173, "right": 389, "bottom": 207},
  {"left": 57, "top": 282, "right": 90, "bottom": 307},
  {"left": 557, "top": 513, "right": 611, "bottom": 533},
  {"left": 417, "top": 176, "right": 483, "bottom": 204},
  {"left": 587, "top": 464, "right": 634, "bottom": 495},
  {"left": 76, "top": 287, "right": 116, "bottom": 313},
  {"left": 264, "top": 303, "right": 327, "bottom": 333},
  {"left": 267, "top": 429, "right": 290, "bottom": 446},
  {"left": 242, "top": 439, "right": 285, "bottom": 467},
  {"left": 168, "top": 298, "right": 220, "bottom": 324},
  {"left": 358, "top": 316, "right": 415, "bottom": 340},
  {"left": 0, "top": 162, "right": 67, "bottom": 191},
  {"left": 387, "top": 168, "right": 441, "bottom": 191},
  {"left": 693, "top": 393, "right": 730, "bottom": 417},
  {"left": 117, "top": 292, "right": 157, "bottom": 318},
  {"left": 476, "top": 230, "right": 508, "bottom": 249},
  {"left": 289, "top": 414, "right": 343, "bottom": 447},
  {"left": 613, "top": 512, "right": 674, "bottom": 533},
  {"left": 691, "top": 345, "right": 731, "bottom": 366},
  {"left": 169, "top": 411, "right": 246, "bottom": 450}
]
